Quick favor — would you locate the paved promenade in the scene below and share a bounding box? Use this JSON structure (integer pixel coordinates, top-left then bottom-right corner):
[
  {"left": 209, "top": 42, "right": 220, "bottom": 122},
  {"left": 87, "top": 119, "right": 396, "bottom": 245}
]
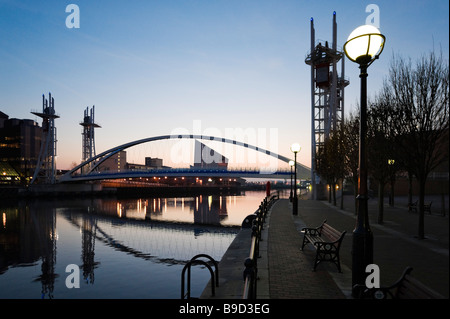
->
[
  {"left": 264, "top": 198, "right": 346, "bottom": 298},
  {"left": 202, "top": 192, "right": 448, "bottom": 299}
]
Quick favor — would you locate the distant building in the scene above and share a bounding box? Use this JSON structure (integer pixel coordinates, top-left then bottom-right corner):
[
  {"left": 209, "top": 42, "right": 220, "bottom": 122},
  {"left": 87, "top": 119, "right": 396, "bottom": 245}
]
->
[
  {"left": 128, "top": 157, "right": 167, "bottom": 171},
  {"left": 0, "top": 161, "right": 20, "bottom": 184},
  {"left": 0, "top": 111, "right": 7, "bottom": 127},
  {"left": 145, "top": 157, "right": 163, "bottom": 169},
  {"left": 0, "top": 112, "right": 42, "bottom": 182},
  {"left": 192, "top": 140, "right": 228, "bottom": 170},
  {"left": 97, "top": 150, "right": 127, "bottom": 172}
]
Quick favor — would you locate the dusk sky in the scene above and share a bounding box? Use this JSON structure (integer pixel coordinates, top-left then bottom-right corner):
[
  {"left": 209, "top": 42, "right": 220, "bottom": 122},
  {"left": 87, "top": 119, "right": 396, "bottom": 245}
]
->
[{"left": 1, "top": 0, "right": 448, "bottom": 171}]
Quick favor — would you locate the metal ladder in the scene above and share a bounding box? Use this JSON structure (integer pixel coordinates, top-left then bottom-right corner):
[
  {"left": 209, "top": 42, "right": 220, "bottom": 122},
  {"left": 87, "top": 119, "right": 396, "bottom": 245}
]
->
[{"left": 181, "top": 254, "right": 219, "bottom": 299}]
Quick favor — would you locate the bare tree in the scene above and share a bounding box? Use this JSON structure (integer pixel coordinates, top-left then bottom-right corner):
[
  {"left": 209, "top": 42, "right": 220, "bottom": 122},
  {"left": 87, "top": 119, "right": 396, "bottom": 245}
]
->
[
  {"left": 367, "top": 94, "right": 398, "bottom": 224},
  {"left": 342, "top": 112, "right": 360, "bottom": 214},
  {"left": 386, "top": 50, "right": 449, "bottom": 239},
  {"left": 315, "top": 128, "right": 346, "bottom": 206}
]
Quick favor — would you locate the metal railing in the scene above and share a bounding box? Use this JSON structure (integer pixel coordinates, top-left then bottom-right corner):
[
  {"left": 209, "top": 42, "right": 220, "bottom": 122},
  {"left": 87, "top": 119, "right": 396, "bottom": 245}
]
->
[{"left": 242, "top": 194, "right": 278, "bottom": 299}]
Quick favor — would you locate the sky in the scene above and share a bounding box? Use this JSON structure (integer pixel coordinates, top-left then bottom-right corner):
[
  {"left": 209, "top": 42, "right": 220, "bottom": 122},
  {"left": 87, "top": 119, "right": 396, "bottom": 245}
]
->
[{"left": 0, "top": 0, "right": 448, "bottom": 171}]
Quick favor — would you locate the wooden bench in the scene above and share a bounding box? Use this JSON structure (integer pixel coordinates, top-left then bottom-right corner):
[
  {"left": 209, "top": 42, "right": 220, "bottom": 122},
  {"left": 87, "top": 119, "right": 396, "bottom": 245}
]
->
[
  {"left": 408, "top": 200, "right": 418, "bottom": 212},
  {"left": 408, "top": 200, "right": 432, "bottom": 214},
  {"left": 354, "top": 266, "right": 445, "bottom": 299},
  {"left": 300, "top": 220, "right": 346, "bottom": 272},
  {"left": 424, "top": 201, "right": 432, "bottom": 214}
]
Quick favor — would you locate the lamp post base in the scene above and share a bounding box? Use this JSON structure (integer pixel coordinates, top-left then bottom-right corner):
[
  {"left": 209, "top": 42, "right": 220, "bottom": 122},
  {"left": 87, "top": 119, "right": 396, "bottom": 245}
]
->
[
  {"left": 351, "top": 195, "right": 373, "bottom": 297},
  {"left": 351, "top": 230, "right": 373, "bottom": 295},
  {"left": 293, "top": 196, "right": 298, "bottom": 215}
]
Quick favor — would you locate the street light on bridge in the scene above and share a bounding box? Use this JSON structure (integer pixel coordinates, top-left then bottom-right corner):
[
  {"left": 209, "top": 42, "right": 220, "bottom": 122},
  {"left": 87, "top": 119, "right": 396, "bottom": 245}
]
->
[
  {"left": 344, "top": 24, "right": 385, "bottom": 296},
  {"left": 290, "top": 143, "right": 301, "bottom": 215}
]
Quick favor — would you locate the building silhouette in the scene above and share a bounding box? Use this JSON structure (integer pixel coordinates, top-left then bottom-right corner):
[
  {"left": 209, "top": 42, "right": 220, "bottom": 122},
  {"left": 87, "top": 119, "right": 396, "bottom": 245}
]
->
[{"left": 0, "top": 111, "right": 42, "bottom": 183}]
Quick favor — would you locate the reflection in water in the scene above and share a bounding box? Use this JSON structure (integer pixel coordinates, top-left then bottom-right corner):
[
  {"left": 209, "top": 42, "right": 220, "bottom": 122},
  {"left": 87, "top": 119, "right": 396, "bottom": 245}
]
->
[
  {"left": 0, "top": 191, "right": 265, "bottom": 298},
  {"left": 80, "top": 215, "right": 100, "bottom": 285},
  {"left": 111, "top": 194, "right": 230, "bottom": 225},
  {"left": 31, "top": 203, "right": 58, "bottom": 299},
  {"left": 0, "top": 202, "right": 59, "bottom": 298}
]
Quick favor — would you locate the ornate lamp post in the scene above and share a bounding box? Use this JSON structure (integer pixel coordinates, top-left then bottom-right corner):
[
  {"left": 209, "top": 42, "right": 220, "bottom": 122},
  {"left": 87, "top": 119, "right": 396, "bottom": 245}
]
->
[
  {"left": 388, "top": 159, "right": 395, "bottom": 206},
  {"left": 289, "top": 160, "right": 295, "bottom": 202},
  {"left": 290, "top": 143, "right": 301, "bottom": 215},
  {"left": 343, "top": 24, "right": 385, "bottom": 295}
]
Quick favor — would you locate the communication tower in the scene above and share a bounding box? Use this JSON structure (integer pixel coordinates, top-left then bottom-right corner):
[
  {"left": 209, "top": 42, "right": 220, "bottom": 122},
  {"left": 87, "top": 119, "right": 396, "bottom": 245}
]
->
[
  {"left": 305, "top": 12, "right": 349, "bottom": 199},
  {"left": 80, "top": 106, "right": 101, "bottom": 172},
  {"left": 31, "top": 93, "right": 59, "bottom": 184}
]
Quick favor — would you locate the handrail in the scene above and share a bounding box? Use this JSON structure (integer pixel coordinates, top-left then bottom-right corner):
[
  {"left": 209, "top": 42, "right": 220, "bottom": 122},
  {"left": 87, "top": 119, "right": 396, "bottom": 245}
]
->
[
  {"left": 242, "top": 194, "right": 278, "bottom": 299},
  {"left": 190, "top": 254, "right": 219, "bottom": 288},
  {"left": 242, "top": 237, "right": 258, "bottom": 299},
  {"left": 181, "top": 254, "right": 218, "bottom": 299}
]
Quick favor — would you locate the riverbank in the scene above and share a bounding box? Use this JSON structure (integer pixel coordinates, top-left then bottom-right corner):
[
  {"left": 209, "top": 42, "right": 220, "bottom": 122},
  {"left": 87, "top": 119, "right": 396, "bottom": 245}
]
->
[{"left": 1, "top": 183, "right": 268, "bottom": 199}]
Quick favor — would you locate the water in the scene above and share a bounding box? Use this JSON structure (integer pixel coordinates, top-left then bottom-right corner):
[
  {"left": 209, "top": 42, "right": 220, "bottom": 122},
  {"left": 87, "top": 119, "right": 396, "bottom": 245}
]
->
[{"left": 0, "top": 190, "right": 267, "bottom": 299}]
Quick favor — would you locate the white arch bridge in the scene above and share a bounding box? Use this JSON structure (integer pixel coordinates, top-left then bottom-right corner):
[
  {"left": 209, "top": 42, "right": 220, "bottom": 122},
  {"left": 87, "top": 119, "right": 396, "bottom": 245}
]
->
[{"left": 59, "top": 134, "right": 311, "bottom": 183}]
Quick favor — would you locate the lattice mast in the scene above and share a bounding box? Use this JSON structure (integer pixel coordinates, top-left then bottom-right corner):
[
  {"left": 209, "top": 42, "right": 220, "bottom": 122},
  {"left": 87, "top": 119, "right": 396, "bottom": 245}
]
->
[
  {"left": 80, "top": 106, "right": 101, "bottom": 167},
  {"left": 30, "top": 93, "right": 59, "bottom": 184},
  {"left": 305, "top": 12, "right": 349, "bottom": 200}
]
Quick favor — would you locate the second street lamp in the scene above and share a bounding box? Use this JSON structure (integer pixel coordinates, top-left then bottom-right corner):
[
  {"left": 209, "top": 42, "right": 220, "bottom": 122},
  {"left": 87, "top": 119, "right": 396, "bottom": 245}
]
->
[
  {"left": 388, "top": 159, "right": 395, "bottom": 206},
  {"left": 290, "top": 143, "right": 301, "bottom": 215},
  {"left": 344, "top": 24, "right": 385, "bottom": 296},
  {"left": 289, "top": 160, "right": 295, "bottom": 202}
]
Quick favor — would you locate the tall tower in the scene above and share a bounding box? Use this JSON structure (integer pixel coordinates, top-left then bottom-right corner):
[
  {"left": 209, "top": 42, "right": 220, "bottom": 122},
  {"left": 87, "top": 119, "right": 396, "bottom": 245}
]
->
[
  {"left": 31, "top": 93, "right": 59, "bottom": 184},
  {"left": 80, "top": 106, "right": 101, "bottom": 167},
  {"left": 305, "top": 12, "right": 349, "bottom": 199}
]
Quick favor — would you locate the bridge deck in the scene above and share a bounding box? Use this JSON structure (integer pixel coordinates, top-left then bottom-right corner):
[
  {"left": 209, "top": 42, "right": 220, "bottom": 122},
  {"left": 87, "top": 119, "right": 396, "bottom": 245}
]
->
[{"left": 59, "top": 168, "right": 299, "bottom": 182}]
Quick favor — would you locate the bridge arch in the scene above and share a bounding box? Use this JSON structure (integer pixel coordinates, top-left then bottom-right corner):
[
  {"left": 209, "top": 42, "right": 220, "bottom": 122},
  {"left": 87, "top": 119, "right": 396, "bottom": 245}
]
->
[{"left": 60, "top": 134, "right": 310, "bottom": 182}]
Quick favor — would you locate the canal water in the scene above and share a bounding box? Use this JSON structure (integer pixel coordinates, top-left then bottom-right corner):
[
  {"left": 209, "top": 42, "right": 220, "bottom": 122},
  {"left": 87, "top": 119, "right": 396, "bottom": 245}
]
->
[{"left": 0, "top": 190, "right": 268, "bottom": 299}]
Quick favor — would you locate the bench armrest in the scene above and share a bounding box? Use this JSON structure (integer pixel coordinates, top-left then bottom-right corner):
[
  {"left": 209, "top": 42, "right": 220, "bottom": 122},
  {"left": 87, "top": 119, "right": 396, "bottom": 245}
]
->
[
  {"left": 301, "top": 227, "right": 321, "bottom": 236},
  {"left": 353, "top": 285, "right": 395, "bottom": 299},
  {"left": 301, "top": 220, "right": 327, "bottom": 236},
  {"left": 353, "top": 267, "right": 414, "bottom": 299}
]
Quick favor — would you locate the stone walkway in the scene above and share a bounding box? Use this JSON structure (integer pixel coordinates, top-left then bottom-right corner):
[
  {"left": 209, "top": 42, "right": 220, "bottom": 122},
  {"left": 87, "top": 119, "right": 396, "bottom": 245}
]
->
[{"left": 267, "top": 199, "right": 345, "bottom": 298}]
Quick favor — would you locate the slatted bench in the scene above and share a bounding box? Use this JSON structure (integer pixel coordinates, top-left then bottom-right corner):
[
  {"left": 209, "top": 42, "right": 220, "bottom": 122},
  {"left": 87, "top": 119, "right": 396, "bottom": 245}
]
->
[
  {"left": 408, "top": 200, "right": 418, "bottom": 212},
  {"left": 424, "top": 201, "right": 432, "bottom": 214},
  {"left": 408, "top": 200, "right": 433, "bottom": 214},
  {"left": 300, "top": 219, "right": 346, "bottom": 272},
  {"left": 353, "top": 266, "right": 445, "bottom": 299}
]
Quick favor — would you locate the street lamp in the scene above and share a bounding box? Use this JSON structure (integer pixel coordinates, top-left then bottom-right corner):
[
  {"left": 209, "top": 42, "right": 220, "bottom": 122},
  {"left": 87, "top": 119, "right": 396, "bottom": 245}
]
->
[
  {"left": 388, "top": 159, "right": 395, "bottom": 206},
  {"left": 344, "top": 24, "right": 385, "bottom": 296},
  {"left": 290, "top": 143, "right": 301, "bottom": 215},
  {"left": 289, "top": 160, "right": 295, "bottom": 202}
]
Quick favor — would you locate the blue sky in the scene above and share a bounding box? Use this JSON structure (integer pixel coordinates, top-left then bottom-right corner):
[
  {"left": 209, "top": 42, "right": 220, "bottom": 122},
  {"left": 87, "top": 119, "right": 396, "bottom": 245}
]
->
[{"left": 0, "top": 0, "right": 448, "bottom": 170}]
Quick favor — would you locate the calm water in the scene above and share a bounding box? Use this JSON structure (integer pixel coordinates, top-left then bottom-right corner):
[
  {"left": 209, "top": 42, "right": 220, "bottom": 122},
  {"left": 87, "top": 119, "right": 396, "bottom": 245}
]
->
[{"left": 0, "top": 190, "right": 267, "bottom": 299}]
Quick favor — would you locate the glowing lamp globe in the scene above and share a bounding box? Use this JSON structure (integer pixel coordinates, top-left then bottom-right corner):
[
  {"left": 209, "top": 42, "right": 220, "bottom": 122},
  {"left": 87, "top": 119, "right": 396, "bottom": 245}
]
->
[
  {"left": 290, "top": 143, "right": 301, "bottom": 153},
  {"left": 344, "top": 25, "right": 385, "bottom": 65}
]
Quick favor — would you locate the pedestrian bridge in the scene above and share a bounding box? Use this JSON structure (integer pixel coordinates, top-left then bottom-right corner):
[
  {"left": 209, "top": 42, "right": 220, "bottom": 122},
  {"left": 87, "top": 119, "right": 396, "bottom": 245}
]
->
[
  {"left": 60, "top": 167, "right": 292, "bottom": 182},
  {"left": 59, "top": 134, "right": 311, "bottom": 182}
]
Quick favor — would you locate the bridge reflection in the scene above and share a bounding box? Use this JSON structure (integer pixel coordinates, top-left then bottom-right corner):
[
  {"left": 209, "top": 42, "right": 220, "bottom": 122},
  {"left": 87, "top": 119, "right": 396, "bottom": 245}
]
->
[
  {"left": 0, "top": 194, "right": 243, "bottom": 298},
  {"left": 109, "top": 195, "right": 230, "bottom": 225}
]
